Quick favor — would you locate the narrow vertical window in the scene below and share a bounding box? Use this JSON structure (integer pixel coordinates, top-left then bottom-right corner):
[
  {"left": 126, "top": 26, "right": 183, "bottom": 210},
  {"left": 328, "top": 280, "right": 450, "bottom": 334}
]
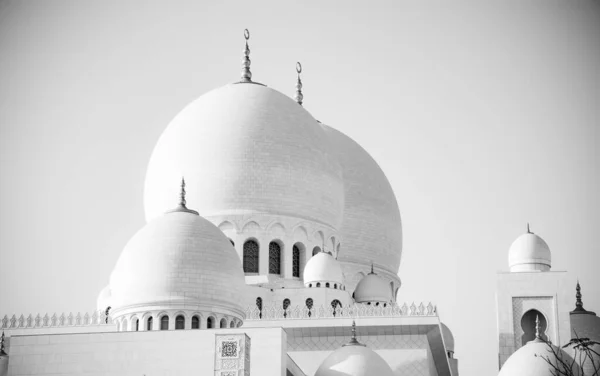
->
[
  {"left": 175, "top": 315, "right": 185, "bottom": 330},
  {"left": 292, "top": 245, "right": 300, "bottom": 278},
  {"left": 147, "top": 316, "right": 153, "bottom": 331},
  {"left": 269, "top": 241, "right": 281, "bottom": 274},
  {"left": 243, "top": 240, "right": 259, "bottom": 273},
  {"left": 331, "top": 300, "right": 342, "bottom": 317},
  {"left": 207, "top": 317, "right": 214, "bottom": 329},
  {"left": 160, "top": 315, "right": 169, "bottom": 330},
  {"left": 191, "top": 316, "right": 200, "bottom": 329},
  {"left": 256, "top": 297, "right": 263, "bottom": 319},
  {"left": 134, "top": 318, "right": 139, "bottom": 331},
  {"left": 283, "top": 298, "right": 291, "bottom": 318},
  {"left": 306, "top": 298, "right": 314, "bottom": 318}
]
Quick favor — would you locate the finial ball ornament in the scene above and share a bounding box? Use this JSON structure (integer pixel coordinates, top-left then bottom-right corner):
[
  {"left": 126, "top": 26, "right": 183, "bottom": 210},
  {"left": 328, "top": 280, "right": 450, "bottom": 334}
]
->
[
  {"left": 296, "top": 62, "right": 302, "bottom": 74},
  {"left": 244, "top": 29, "right": 250, "bottom": 40}
]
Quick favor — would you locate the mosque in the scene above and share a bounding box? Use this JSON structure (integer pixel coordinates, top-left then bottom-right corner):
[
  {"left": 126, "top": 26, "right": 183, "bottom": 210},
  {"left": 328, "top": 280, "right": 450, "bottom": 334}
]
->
[{"left": 0, "top": 30, "right": 598, "bottom": 376}]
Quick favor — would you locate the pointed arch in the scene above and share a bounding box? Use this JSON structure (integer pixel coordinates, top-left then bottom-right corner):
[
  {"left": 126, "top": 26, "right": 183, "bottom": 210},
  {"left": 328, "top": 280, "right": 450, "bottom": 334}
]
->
[{"left": 242, "top": 221, "right": 261, "bottom": 232}]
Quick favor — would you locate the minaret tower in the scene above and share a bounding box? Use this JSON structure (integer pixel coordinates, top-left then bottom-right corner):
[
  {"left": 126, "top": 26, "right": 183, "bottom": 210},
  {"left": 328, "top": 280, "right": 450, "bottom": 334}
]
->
[{"left": 495, "top": 224, "right": 571, "bottom": 369}]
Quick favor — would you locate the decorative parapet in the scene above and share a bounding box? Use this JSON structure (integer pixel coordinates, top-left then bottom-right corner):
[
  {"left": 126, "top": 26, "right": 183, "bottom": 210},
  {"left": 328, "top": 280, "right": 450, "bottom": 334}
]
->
[
  {"left": 1, "top": 302, "right": 437, "bottom": 329},
  {"left": 244, "top": 301, "right": 437, "bottom": 320},
  {"left": 1, "top": 311, "right": 113, "bottom": 330}
]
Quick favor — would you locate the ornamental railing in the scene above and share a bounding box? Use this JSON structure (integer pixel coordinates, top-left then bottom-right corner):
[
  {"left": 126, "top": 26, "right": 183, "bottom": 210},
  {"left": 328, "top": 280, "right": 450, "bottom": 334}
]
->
[
  {"left": 1, "top": 311, "right": 113, "bottom": 330},
  {"left": 244, "top": 301, "right": 437, "bottom": 320},
  {"left": 0, "top": 302, "right": 437, "bottom": 330}
]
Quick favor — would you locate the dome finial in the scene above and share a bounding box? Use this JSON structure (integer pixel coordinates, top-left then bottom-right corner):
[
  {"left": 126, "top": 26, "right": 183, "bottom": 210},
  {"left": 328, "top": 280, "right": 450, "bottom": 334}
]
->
[
  {"left": 0, "top": 331, "right": 6, "bottom": 356},
  {"left": 527, "top": 222, "right": 532, "bottom": 234},
  {"left": 573, "top": 280, "right": 587, "bottom": 312},
  {"left": 294, "top": 62, "right": 303, "bottom": 106},
  {"left": 179, "top": 177, "right": 187, "bottom": 208},
  {"left": 166, "top": 177, "right": 199, "bottom": 215},
  {"left": 240, "top": 29, "right": 252, "bottom": 83},
  {"left": 344, "top": 320, "right": 366, "bottom": 347},
  {"left": 370, "top": 262, "right": 375, "bottom": 274}
]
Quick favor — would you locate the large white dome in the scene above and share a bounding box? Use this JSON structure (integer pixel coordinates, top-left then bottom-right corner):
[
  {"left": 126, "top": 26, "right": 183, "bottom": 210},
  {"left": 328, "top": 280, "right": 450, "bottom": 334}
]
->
[
  {"left": 499, "top": 339, "right": 578, "bottom": 376},
  {"left": 315, "top": 342, "right": 394, "bottom": 376},
  {"left": 508, "top": 231, "right": 551, "bottom": 272},
  {"left": 321, "top": 124, "right": 402, "bottom": 276},
  {"left": 144, "top": 83, "right": 344, "bottom": 229},
  {"left": 108, "top": 209, "right": 247, "bottom": 317}
]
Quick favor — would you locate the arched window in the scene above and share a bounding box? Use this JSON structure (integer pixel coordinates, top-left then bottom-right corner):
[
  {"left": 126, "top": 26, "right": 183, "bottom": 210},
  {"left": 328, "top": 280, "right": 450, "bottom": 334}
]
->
[
  {"left": 312, "top": 246, "right": 321, "bottom": 256},
  {"left": 331, "top": 300, "right": 342, "bottom": 317},
  {"left": 237, "top": 321, "right": 242, "bottom": 328},
  {"left": 334, "top": 284, "right": 337, "bottom": 289},
  {"left": 133, "top": 318, "right": 139, "bottom": 332},
  {"left": 220, "top": 318, "right": 227, "bottom": 328},
  {"left": 316, "top": 282, "right": 321, "bottom": 287},
  {"left": 326, "top": 282, "right": 330, "bottom": 288},
  {"left": 230, "top": 321, "right": 235, "bottom": 328},
  {"left": 521, "top": 309, "right": 547, "bottom": 345},
  {"left": 309, "top": 283, "right": 312, "bottom": 288},
  {"left": 160, "top": 315, "right": 169, "bottom": 330},
  {"left": 292, "top": 245, "right": 300, "bottom": 277},
  {"left": 191, "top": 316, "right": 200, "bottom": 329},
  {"left": 243, "top": 240, "right": 259, "bottom": 273},
  {"left": 207, "top": 317, "right": 215, "bottom": 329},
  {"left": 269, "top": 241, "right": 281, "bottom": 274},
  {"left": 306, "top": 298, "right": 314, "bottom": 318},
  {"left": 256, "top": 297, "right": 263, "bottom": 319},
  {"left": 147, "top": 316, "right": 153, "bottom": 331},
  {"left": 283, "top": 298, "right": 291, "bottom": 318},
  {"left": 175, "top": 315, "right": 185, "bottom": 330}
]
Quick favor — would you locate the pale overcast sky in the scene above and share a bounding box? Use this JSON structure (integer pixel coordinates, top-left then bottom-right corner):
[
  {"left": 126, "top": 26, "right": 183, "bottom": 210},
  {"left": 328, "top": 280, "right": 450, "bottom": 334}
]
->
[{"left": 0, "top": 1, "right": 599, "bottom": 375}]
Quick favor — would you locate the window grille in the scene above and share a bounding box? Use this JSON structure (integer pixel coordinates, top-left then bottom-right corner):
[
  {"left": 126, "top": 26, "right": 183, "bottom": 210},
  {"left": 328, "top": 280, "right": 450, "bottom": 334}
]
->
[
  {"left": 269, "top": 242, "right": 281, "bottom": 274},
  {"left": 175, "top": 315, "right": 185, "bottom": 330},
  {"left": 160, "top": 316, "right": 169, "bottom": 330},
  {"left": 292, "top": 245, "right": 300, "bottom": 277},
  {"left": 243, "top": 240, "right": 259, "bottom": 273},
  {"left": 191, "top": 316, "right": 200, "bottom": 329}
]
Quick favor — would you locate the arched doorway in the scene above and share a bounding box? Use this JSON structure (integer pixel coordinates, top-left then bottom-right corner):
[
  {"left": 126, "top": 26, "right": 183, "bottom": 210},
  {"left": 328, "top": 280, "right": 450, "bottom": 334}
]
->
[{"left": 521, "top": 309, "right": 548, "bottom": 345}]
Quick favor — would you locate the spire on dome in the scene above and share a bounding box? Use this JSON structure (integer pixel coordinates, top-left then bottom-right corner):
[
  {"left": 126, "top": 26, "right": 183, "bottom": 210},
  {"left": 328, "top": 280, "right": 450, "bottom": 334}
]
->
[
  {"left": 527, "top": 223, "right": 532, "bottom": 234},
  {"left": 343, "top": 321, "right": 366, "bottom": 347},
  {"left": 240, "top": 29, "right": 252, "bottom": 83},
  {"left": 179, "top": 177, "right": 187, "bottom": 207},
  {"left": 166, "top": 177, "right": 199, "bottom": 215},
  {"left": 294, "top": 62, "right": 303, "bottom": 106},
  {"left": 571, "top": 281, "right": 596, "bottom": 315},
  {"left": 369, "top": 263, "right": 375, "bottom": 275},
  {"left": 0, "top": 331, "right": 6, "bottom": 356}
]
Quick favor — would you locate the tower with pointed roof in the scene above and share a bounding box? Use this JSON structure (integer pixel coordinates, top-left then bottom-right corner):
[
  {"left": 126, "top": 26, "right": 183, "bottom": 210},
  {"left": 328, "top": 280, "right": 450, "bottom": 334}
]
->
[{"left": 496, "top": 224, "right": 573, "bottom": 370}]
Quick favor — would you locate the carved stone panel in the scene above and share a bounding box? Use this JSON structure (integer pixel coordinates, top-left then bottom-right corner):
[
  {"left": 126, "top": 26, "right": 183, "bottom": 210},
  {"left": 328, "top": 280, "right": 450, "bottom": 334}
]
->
[{"left": 215, "top": 333, "right": 251, "bottom": 376}]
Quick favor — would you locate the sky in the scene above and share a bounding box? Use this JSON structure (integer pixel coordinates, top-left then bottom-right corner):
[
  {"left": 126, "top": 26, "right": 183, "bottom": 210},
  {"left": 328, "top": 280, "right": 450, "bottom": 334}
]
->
[{"left": 0, "top": 0, "right": 599, "bottom": 375}]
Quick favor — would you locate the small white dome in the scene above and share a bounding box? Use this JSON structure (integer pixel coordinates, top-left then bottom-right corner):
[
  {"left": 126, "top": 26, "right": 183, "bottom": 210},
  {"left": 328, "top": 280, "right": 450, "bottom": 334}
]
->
[
  {"left": 353, "top": 268, "right": 392, "bottom": 304},
  {"left": 508, "top": 230, "right": 551, "bottom": 272},
  {"left": 315, "top": 342, "right": 394, "bottom": 376},
  {"left": 303, "top": 252, "right": 344, "bottom": 288},
  {"left": 499, "top": 339, "right": 577, "bottom": 376},
  {"left": 108, "top": 209, "right": 246, "bottom": 318}
]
